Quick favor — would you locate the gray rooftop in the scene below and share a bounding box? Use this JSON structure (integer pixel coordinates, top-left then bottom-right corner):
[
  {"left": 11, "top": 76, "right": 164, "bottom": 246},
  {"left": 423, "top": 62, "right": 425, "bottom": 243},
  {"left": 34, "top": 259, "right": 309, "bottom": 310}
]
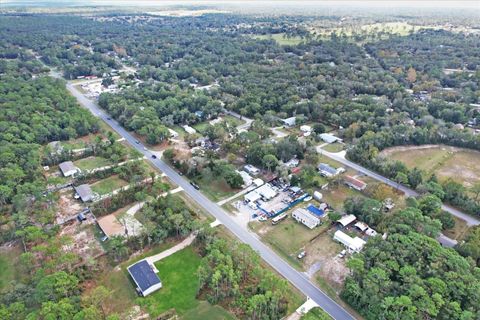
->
[
  {"left": 74, "top": 184, "right": 93, "bottom": 202},
  {"left": 59, "top": 161, "right": 77, "bottom": 174}
]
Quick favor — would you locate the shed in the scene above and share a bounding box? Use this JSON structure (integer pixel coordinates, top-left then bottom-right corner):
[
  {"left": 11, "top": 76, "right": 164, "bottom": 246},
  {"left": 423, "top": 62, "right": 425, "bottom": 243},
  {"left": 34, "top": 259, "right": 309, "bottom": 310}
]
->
[
  {"left": 292, "top": 208, "right": 320, "bottom": 229},
  {"left": 253, "top": 178, "right": 264, "bottom": 187},
  {"left": 59, "top": 161, "right": 80, "bottom": 177},
  {"left": 74, "top": 184, "right": 94, "bottom": 202},
  {"left": 365, "top": 227, "right": 378, "bottom": 237},
  {"left": 182, "top": 125, "right": 196, "bottom": 135},
  {"left": 127, "top": 260, "right": 162, "bottom": 296},
  {"left": 290, "top": 186, "right": 302, "bottom": 194},
  {"left": 333, "top": 230, "right": 366, "bottom": 253},
  {"left": 300, "top": 125, "right": 312, "bottom": 133},
  {"left": 354, "top": 221, "right": 368, "bottom": 232},
  {"left": 337, "top": 214, "right": 356, "bottom": 227},
  {"left": 319, "top": 133, "right": 342, "bottom": 144}
]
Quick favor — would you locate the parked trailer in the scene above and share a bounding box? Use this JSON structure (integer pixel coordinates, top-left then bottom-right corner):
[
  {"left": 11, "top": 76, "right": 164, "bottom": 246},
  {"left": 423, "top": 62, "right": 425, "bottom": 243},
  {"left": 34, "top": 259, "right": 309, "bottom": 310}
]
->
[{"left": 272, "top": 213, "right": 288, "bottom": 225}]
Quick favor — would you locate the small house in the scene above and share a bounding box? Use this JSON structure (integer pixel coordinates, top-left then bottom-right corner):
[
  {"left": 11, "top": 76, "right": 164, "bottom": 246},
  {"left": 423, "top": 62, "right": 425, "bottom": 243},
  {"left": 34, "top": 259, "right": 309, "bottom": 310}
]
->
[
  {"left": 344, "top": 176, "right": 367, "bottom": 191},
  {"left": 182, "top": 125, "right": 197, "bottom": 135},
  {"left": 292, "top": 208, "right": 320, "bottom": 229},
  {"left": 256, "top": 183, "right": 277, "bottom": 201},
  {"left": 319, "top": 133, "right": 342, "bottom": 144},
  {"left": 253, "top": 178, "right": 264, "bottom": 187},
  {"left": 306, "top": 204, "right": 326, "bottom": 218},
  {"left": 237, "top": 170, "right": 253, "bottom": 188},
  {"left": 337, "top": 214, "right": 356, "bottom": 227},
  {"left": 74, "top": 184, "right": 94, "bottom": 202},
  {"left": 333, "top": 230, "right": 366, "bottom": 253},
  {"left": 282, "top": 117, "right": 296, "bottom": 127},
  {"left": 318, "top": 163, "right": 338, "bottom": 177},
  {"left": 244, "top": 164, "right": 260, "bottom": 176},
  {"left": 300, "top": 125, "right": 312, "bottom": 134},
  {"left": 127, "top": 260, "right": 162, "bottom": 297},
  {"left": 59, "top": 161, "right": 80, "bottom": 177},
  {"left": 285, "top": 158, "right": 299, "bottom": 168}
]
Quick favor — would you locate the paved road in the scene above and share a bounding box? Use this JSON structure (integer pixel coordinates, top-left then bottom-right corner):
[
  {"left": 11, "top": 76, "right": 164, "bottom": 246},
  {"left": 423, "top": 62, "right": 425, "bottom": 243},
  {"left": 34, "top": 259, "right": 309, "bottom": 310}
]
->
[
  {"left": 318, "top": 148, "right": 480, "bottom": 227},
  {"left": 66, "top": 83, "right": 356, "bottom": 320}
]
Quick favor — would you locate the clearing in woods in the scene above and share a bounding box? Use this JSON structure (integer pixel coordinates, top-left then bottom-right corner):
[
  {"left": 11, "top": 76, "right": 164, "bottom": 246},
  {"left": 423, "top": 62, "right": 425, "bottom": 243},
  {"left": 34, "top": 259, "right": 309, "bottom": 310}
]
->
[{"left": 381, "top": 145, "right": 480, "bottom": 188}]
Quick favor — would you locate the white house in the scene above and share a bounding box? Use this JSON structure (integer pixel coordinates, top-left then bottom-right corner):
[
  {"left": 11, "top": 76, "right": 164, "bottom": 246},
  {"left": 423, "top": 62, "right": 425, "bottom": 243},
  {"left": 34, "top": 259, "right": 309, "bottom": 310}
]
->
[
  {"left": 300, "top": 125, "right": 312, "bottom": 135},
  {"left": 319, "top": 133, "right": 342, "bottom": 144},
  {"left": 285, "top": 158, "right": 300, "bottom": 168},
  {"left": 244, "top": 164, "right": 260, "bottom": 176},
  {"left": 333, "top": 230, "right": 366, "bottom": 253},
  {"left": 245, "top": 190, "right": 261, "bottom": 203},
  {"left": 253, "top": 178, "right": 264, "bottom": 187},
  {"left": 59, "top": 161, "right": 80, "bottom": 177},
  {"left": 237, "top": 170, "right": 253, "bottom": 187},
  {"left": 282, "top": 117, "right": 296, "bottom": 127},
  {"left": 292, "top": 208, "right": 320, "bottom": 229},
  {"left": 182, "top": 125, "right": 196, "bottom": 135}
]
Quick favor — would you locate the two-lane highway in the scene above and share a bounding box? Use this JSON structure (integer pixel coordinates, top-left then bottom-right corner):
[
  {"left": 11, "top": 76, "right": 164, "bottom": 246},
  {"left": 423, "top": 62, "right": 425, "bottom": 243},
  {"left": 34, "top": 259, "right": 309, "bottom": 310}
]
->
[{"left": 66, "top": 83, "right": 356, "bottom": 320}]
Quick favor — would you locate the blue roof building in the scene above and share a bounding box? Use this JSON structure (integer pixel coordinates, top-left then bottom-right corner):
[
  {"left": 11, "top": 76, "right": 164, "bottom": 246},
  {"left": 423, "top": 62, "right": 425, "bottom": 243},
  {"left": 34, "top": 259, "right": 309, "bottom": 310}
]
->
[
  {"left": 127, "top": 260, "right": 162, "bottom": 296},
  {"left": 306, "top": 204, "right": 326, "bottom": 218},
  {"left": 318, "top": 163, "right": 338, "bottom": 177}
]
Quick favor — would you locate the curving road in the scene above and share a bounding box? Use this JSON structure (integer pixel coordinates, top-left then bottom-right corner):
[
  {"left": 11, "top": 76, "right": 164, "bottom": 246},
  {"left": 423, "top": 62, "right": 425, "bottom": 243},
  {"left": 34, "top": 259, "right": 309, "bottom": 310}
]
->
[
  {"left": 317, "top": 148, "right": 480, "bottom": 227},
  {"left": 65, "top": 83, "right": 356, "bottom": 320}
]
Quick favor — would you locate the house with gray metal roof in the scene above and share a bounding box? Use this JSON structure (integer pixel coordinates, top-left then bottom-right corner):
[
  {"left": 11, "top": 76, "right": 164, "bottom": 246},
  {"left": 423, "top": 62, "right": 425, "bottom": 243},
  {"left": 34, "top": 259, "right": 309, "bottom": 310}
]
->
[
  {"left": 59, "top": 161, "right": 80, "bottom": 177},
  {"left": 74, "top": 184, "right": 94, "bottom": 202},
  {"left": 127, "top": 260, "right": 162, "bottom": 296}
]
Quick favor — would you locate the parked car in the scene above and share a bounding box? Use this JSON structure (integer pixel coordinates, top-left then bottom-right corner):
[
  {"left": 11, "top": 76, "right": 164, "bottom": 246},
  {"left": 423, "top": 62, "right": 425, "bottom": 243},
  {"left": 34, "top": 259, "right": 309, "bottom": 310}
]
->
[
  {"left": 337, "top": 249, "right": 347, "bottom": 258},
  {"left": 151, "top": 154, "right": 157, "bottom": 159},
  {"left": 135, "top": 140, "right": 140, "bottom": 144},
  {"left": 297, "top": 250, "right": 306, "bottom": 259},
  {"left": 190, "top": 182, "right": 200, "bottom": 190}
]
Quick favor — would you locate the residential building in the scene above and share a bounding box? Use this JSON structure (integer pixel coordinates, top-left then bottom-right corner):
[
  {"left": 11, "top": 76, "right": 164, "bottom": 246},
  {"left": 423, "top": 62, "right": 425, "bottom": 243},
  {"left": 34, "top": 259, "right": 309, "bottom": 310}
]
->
[
  {"left": 306, "top": 204, "right": 326, "bottom": 218},
  {"left": 74, "top": 184, "right": 94, "bottom": 202},
  {"left": 344, "top": 176, "right": 367, "bottom": 191},
  {"left": 127, "top": 260, "right": 162, "bottom": 296},
  {"left": 319, "top": 133, "right": 342, "bottom": 144},
  {"left": 333, "top": 230, "right": 366, "bottom": 253},
  {"left": 182, "top": 125, "right": 196, "bottom": 135},
  {"left": 300, "top": 125, "right": 312, "bottom": 133},
  {"left": 59, "top": 161, "right": 80, "bottom": 177},
  {"left": 284, "top": 158, "right": 299, "bottom": 168},
  {"left": 244, "top": 164, "right": 260, "bottom": 176},
  {"left": 292, "top": 208, "right": 320, "bottom": 229},
  {"left": 337, "top": 214, "right": 356, "bottom": 227},
  {"left": 282, "top": 117, "right": 296, "bottom": 127},
  {"left": 318, "top": 163, "right": 338, "bottom": 177},
  {"left": 237, "top": 170, "right": 253, "bottom": 187}
]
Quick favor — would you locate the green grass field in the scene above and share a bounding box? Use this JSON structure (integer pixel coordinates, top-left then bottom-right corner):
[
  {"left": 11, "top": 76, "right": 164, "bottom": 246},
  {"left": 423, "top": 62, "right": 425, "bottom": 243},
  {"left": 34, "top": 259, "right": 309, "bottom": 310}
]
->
[
  {"left": 194, "top": 174, "right": 239, "bottom": 202},
  {"left": 74, "top": 156, "right": 112, "bottom": 171},
  {"left": 251, "top": 33, "right": 303, "bottom": 46},
  {"left": 139, "top": 247, "right": 234, "bottom": 318},
  {"left": 321, "top": 143, "right": 344, "bottom": 153},
  {"left": 301, "top": 307, "right": 332, "bottom": 320},
  {"left": 91, "top": 175, "right": 128, "bottom": 195},
  {"left": 381, "top": 145, "right": 480, "bottom": 188}
]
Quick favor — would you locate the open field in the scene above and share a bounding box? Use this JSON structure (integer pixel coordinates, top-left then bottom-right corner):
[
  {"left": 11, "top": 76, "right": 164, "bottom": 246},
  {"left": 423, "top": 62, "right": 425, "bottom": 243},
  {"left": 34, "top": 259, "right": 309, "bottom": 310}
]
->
[
  {"left": 321, "top": 142, "right": 344, "bottom": 153},
  {"left": 251, "top": 33, "right": 303, "bottom": 46},
  {"left": 302, "top": 307, "right": 333, "bottom": 320},
  {"left": 193, "top": 174, "right": 239, "bottom": 202},
  {"left": 91, "top": 175, "right": 128, "bottom": 195},
  {"left": 74, "top": 156, "right": 112, "bottom": 171},
  {"left": 381, "top": 145, "right": 480, "bottom": 188}
]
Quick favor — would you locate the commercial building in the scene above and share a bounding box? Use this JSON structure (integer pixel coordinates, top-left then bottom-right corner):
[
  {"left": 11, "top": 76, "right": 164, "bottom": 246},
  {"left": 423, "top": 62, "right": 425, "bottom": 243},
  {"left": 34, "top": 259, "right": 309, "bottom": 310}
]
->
[
  {"left": 256, "top": 183, "right": 277, "bottom": 200},
  {"left": 333, "top": 230, "right": 366, "bottom": 253},
  {"left": 127, "top": 260, "right": 162, "bottom": 296},
  {"left": 292, "top": 208, "right": 321, "bottom": 229}
]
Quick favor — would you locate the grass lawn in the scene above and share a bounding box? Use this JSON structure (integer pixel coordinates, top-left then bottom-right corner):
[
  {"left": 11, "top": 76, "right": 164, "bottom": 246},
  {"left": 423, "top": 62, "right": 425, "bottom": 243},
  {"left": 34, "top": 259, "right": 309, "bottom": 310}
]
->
[
  {"left": 91, "top": 175, "right": 128, "bottom": 195},
  {"left": 192, "top": 121, "right": 210, "bottom": 134},
  {"left": 381, "top": 145, "right": 480, "bottom": 188},
  {"left": 139, "top": 247, "right": 211, "bottom": 317},
  {"left": 182, "top": 301, "right": 236, "bottom": 320},
  {"left": 301, "top": 307, "right": 332, "bottom": 320},
  {"left": 251, "top": 218, "right": 330, "bottom": 270},
  {"left": 321, "top": 185, "right": 360, "bottom": 211},
  {"left": 443, "top": 215, "right": 470, "bottom": 240},
  {"left": 0, "top": 245, "right": 23, "bottom": 292},
  {"left": 252, "top": 33, "right": 303, "bottom": 46},
  {"left": 321, "top": 143, "right": 344, "bottom": 153},
  {"left": 194, "top": 175, "right": 239, "bottom": 202},
  {"left": 74, "top": 156, "right": 112, "bottom": 171}
]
